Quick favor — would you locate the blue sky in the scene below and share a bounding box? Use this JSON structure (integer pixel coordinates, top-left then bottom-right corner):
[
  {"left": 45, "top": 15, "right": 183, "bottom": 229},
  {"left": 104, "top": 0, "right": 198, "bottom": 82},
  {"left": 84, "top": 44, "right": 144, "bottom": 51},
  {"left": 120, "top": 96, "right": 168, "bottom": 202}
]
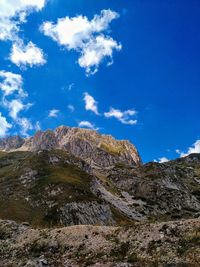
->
[{"left": 0, "top": 0, "right": 200, "bottom": 163}]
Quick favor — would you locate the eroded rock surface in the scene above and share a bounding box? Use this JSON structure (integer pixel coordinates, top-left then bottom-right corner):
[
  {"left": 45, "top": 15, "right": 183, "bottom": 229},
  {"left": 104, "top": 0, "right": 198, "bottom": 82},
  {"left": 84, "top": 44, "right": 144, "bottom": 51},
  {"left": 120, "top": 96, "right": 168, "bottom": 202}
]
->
[
  {"left": 0, "top": 126, "right": 141, "bottom": 170},
  {"left": 0, "top": 218, "right": 199, "bottom": 267}
]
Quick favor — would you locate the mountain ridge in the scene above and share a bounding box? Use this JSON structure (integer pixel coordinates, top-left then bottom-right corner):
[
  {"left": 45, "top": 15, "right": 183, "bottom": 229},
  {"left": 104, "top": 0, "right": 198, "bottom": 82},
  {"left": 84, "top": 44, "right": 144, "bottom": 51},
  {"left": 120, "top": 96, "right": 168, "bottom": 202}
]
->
[{"left": 0, "top": 126, "right": 141, "bottom": 171}]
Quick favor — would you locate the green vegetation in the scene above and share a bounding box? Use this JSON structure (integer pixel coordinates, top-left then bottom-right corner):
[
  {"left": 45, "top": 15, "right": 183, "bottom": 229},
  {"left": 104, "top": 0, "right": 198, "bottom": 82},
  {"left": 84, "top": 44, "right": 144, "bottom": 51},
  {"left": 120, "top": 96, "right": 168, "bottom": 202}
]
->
[
  {"left": 109, "top": 241, "right": 130, "bottom": 261},
  {"left": 127, "top": 252, "right": 139, "bottom": 263},
  {"left": 110, "top": 207, "right": 135, "bottom": 226},
  {"left": 177, "top": 228, "right": 200, "bottom": 255},
  {"left": 100, "top": 142, "right": 125, "bottom": 155},
  {"left": 0, "top": 150, "right": 98, "bottom": 227}
]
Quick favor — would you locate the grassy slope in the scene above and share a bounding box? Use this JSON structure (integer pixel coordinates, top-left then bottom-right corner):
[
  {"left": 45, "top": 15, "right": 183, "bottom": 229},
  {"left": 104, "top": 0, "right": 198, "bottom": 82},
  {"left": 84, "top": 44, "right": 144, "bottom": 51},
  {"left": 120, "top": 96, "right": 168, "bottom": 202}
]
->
[{"left": 0, "top": 150, "right": 98, "bottom": 227}]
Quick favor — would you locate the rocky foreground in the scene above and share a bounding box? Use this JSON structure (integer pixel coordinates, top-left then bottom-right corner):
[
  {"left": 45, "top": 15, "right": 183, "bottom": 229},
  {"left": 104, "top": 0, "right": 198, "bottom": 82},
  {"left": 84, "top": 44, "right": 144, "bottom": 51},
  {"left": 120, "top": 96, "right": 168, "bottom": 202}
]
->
[{"left": 0, "top": 218, "right": 199, "bottom": 267}]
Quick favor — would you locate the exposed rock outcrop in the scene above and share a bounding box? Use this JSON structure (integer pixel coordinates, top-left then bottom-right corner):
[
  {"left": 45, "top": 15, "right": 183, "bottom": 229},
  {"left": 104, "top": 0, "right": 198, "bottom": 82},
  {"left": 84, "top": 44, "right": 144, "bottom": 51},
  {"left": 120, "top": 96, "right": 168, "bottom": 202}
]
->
[
  {"left": 0, "top": 148, "right": 199, "bottom": 227},
  {"left": 0, "top": 127, "right": 199, "bottom": 228},
  {"left": 0, "top": 136, "right": 24, "bottom": 151},
  {"left": 59, "top": 202, "right": 115, "bottom": 226},
  {"left": 0, "top": 126, "right": 141, "bottom": 170}
]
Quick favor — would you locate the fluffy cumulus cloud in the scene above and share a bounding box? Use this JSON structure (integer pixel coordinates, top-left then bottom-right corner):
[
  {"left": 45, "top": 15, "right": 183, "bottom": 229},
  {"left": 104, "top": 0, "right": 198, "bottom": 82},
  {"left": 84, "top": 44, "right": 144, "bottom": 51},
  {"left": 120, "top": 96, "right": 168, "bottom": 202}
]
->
[
  {"left": 0, "top": 112, "right": 11, "bottom": 137},
  {"left": 0, "top": 0, "right": 45, "bottom": 18},
  {"left": 48, "top": 109, "right": 59, "bottom": 118},
  {"left": 0, "top": 0, "right": 46, "bottom": 41},
  {"left": 0, "top": 0, "right": 46, "bottom": 67},
  {"left": 78, "top": 121, "right": 97, "bottom": 130},
  {"left": 41, "top": 9, "right": 122, "bottom": 75},
  {"left": 83, "top": 92, "right": 99, "bottom": 115},
  {"left": 0, "top": 70, "right": 34, "bottom": 136},
  {"left": 9, "top": 41, "right": 46, "bottom": 68},
  {"left": 176, "top": 140, "right": 200, "bottom": 157},
  {"left": 104, "top": 107, "right": 137, "bottom": 125}
]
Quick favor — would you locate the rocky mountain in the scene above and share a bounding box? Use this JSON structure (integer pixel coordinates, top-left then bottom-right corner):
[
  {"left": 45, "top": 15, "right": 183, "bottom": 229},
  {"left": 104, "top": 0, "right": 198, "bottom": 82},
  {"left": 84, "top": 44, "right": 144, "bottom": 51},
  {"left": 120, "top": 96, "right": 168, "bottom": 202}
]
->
[
  {"left": 0, "top": 126, "right": 199, "bottom": 266},
  {"left": 0, "top": 136, "right": 24, "bottom": 151},
  {"left": 0, "top": 126, "right": 199, "bottom": 227},
  {"left": 0, "top": 126, "right": 141, "bottom": 170}
]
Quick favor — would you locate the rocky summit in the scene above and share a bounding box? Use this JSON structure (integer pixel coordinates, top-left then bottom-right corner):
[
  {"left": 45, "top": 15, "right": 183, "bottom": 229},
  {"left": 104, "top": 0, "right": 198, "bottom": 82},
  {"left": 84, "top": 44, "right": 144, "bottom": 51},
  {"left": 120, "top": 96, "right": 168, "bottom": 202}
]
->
[
  {"left": 0, "top": 126, "right": 141, "bottom": 170},
  {"left": 0, "top": 126, "right": 199, "bottom": 266}
]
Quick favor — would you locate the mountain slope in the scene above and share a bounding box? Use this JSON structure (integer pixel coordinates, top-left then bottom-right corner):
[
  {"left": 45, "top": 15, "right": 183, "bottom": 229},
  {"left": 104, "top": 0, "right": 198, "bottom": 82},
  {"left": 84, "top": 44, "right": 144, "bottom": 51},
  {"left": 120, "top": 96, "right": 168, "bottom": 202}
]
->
[
  {"left": 0, "top": 126, "right": 199, "bottom": 227},
  {"left": 0, "top": 150, "right": 117, "bottom": 227}
]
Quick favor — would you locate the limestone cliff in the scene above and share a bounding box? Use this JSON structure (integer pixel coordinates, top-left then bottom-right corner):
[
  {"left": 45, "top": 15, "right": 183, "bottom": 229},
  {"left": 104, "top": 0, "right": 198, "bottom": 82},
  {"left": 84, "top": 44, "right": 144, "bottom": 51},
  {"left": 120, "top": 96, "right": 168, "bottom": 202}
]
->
[{"left": 0, "top": 126, "right": 141, "bottom": 170}]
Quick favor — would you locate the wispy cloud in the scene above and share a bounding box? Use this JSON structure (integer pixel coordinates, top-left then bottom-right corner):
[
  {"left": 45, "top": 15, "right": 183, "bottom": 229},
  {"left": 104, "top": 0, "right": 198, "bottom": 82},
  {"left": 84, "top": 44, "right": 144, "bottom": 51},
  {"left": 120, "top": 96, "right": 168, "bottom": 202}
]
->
[
  {"left": 83, "top": 92, "right": 99, "bottom": 115},
  {"left": 104, "top": 107, "right": 137, "bottom": 125},
  {"left": 41, "top": 9, "right": 121, "bottom": 75},
  {"left": 68, "top": 83, "right": 74, "bottom": 91},
  {"left": 6, "top": 99, "right": 32, "bottom": 120},
  {"left": 68, "top": 105, "right": 75, "bottom": 112},
  {"left": 78, "top": 121, "right": 98, "bottom": 130},
  {"left": 35, "top": 121, "right": 41, "bottom": 131},
  {"left": 48, "top": 109, "right": 59, "bottom": 118},
  {"left": 0, "top": 70, "right": 34, "bottom": 136},
  {"left": 0, "top": 112, "right": 11, "bottom": 137}
]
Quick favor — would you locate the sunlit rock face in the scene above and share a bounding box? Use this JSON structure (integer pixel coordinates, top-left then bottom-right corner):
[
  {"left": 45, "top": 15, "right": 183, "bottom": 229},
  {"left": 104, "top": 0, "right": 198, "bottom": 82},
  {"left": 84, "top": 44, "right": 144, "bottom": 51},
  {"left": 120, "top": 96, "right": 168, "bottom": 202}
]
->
[
  {"left": 0, "top": 125, "right": 142, "bottom": 169},
  {"left": 0, "top": 136, "right": 24, "bottom": 151}
]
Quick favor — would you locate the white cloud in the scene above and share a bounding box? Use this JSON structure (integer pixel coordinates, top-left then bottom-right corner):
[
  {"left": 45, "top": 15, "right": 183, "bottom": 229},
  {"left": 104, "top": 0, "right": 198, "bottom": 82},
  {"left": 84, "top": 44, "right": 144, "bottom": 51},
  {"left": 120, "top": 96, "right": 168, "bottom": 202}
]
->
[
  {"left": 41, "top": 9, "right": 122, "bottom": 75},
  {"left": 7, "top": 99, "right": 32, "bottom": 120},
  {"left": 0, "top": 70, "right": 34, "bottom": 136},
  {"left": 78, "top": 35, "right": 121, "bottom": 75},
  {"left": 68, "top": 83, "right": 74, "bottom": 91},
  {"left": 0, "top": 0, "right": 45, "bottom": 19},
  {"left": 48, "top": 109, "right": 59, "bottom": 118},
  {"left": 154, "top": 157, "right": 169, "bottom": 163},
  {"left": 17, "top": 117, "right": 33, "bottom": 136},
  {"left": 83, "top": 92, "right": 99, "bottom": 115},
  {"left": 68, "top": 104, "right": 75, "bottom": 112},
  {"left": 0, "top": 112, "right": 11, "bottom": 137},
  {"left": 104, "top": 107, "right": 137, "bottom": 125},
  {"left": 0, "top": 0, "right": 46, "bottom": 67},
  {"left": 176, "top": 140, "right": 200, "bottom": 157},
  {"left": 0, "top": 0, "right": 46, "bottom": 41},
  {"left": 78, "top": 121, "right": 98, "bottom": 130},
  {"left": 0, "top": 71, "right": 24, "bottom": 96},
  {"left": 35, "top": 121, "right": 41, "bottom": 131},
  {"left": 0, "top": 18, "right": 18, "bottom": 41},
  {"left": 9, "top": 41, "right": 46, "bottom": 68}
]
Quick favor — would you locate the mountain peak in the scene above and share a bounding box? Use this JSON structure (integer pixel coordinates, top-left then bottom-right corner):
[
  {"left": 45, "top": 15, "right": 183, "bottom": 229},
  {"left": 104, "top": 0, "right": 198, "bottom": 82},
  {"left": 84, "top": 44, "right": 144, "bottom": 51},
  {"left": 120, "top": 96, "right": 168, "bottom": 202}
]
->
[{"left": 0, "top": 125, "right": 142, "bottom": 169}]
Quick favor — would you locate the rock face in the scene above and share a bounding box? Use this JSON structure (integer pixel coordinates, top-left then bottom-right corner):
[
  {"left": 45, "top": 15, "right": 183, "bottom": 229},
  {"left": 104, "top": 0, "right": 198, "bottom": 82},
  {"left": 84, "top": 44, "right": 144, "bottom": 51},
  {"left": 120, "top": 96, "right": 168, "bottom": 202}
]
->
[
  {"left": 0, "top": 148, "right": 199, "bottom": 227},
  {"left": 105, "top": 153, "right": 200, "bottom": 220},
  {"left": 0, "top": 136, "right": 24, "bottom": 151},
  {"left": 59, "top": 202, "right": 115, "bottom": 226},
  {"left": 0, "top": 126, "right": 141, "bottom": 169}
]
